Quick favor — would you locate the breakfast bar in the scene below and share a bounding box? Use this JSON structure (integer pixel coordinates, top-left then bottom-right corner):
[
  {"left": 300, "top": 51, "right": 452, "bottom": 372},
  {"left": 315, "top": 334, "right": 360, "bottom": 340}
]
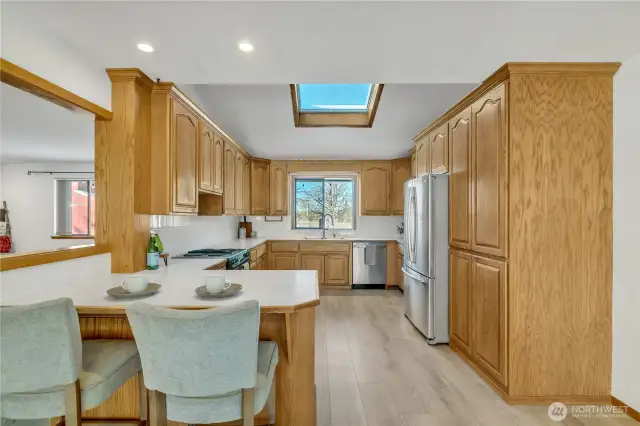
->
[{"left": 0, "top": 263, "right": 320, "bottom": 426}]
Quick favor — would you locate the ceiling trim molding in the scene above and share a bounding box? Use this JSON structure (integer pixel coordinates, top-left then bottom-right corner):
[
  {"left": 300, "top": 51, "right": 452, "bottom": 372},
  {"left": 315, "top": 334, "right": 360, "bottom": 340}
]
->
[{"left": 289, "top": 84, "right": 384, "bottom": 128}]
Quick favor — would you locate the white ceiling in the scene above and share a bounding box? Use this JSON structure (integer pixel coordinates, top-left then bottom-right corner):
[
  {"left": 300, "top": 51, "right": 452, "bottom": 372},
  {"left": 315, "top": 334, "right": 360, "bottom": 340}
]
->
[
  {"left": 190, "top": 83, "right": 476, "bottom": 159},
  {"left": 0, "top": 84, "right": 95, "bottom": 163},
  {"left": 4, "top": 1, "right": 640, "bottom": 84}
]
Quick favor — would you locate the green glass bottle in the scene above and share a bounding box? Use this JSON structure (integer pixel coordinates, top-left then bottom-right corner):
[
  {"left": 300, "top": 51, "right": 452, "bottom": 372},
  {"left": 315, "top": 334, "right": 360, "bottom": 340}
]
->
[{"left": 146, "top": 232, "right": 160, "bottom": 270}]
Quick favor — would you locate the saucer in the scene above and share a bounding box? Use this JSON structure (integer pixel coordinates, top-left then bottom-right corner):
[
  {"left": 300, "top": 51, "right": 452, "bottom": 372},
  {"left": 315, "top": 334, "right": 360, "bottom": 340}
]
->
[
  {"left": 106, "top": 283, "right": 161, "bottom": 299},
  {"left": 195, "top": 283, "right": 243, "bottom": 299}
]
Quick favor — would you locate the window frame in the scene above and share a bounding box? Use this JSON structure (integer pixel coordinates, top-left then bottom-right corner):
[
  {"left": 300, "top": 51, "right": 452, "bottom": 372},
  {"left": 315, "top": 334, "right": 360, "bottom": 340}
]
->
[
  {"left": 289, "top": 84, "right": 384, "bottom": 128},
  {"left": 53, "top": 178, "right": 95, "bottom": 237},
  {"left": 292, "top": 176, "right": 357, "bottom": 231}
]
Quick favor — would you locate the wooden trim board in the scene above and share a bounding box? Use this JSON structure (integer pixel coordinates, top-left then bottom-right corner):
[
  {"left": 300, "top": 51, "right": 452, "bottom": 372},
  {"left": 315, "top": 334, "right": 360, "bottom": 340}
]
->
[
  {"left": 50, "top": 235, "right": 95, "bottom": 240},
  {"left": 611, "top": 396, "right": 640, "bottom": 423},
  {"left": 0, "top": 244, "right": 110, "bottom": 272},
  {"left": 1, "top": 58, "right": 112, "bottom": 121}
]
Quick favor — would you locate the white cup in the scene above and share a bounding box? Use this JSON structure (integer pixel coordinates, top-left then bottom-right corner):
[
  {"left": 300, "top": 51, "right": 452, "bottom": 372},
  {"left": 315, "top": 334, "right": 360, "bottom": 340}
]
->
[
  {"left": 122, "top": 276, "right": 149, "bottom": 293},
  {"left": 205, "top": 275, "right": 230, "bottom": 294}
]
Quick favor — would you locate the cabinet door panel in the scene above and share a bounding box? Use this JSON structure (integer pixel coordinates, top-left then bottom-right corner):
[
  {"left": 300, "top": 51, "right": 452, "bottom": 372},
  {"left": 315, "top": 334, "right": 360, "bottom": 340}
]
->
[
  {"left": 361, "top": 162, "right": 390, "bottom": 215},
  {"left": 430, "top": 123, "right": 449, "bottom": 174},
  {"left": 251, "top": 160, "right": 270, "bottom": 215},
  {"left": 472, "top": 255, "right": 508, "bottom": 387},
  {"left": 269, "top": 162, "right": 288, "bottom": 215},
  {"left": 212, "top": 133, "right": 224, "bottom": 194},
  {"left": 223, "top": 143, "right": 236, "bottom": 215},
  {"left": 450, "top": 249, "right": 472, "bottom": 355},
  {"left": 235, "top": 153, "right": 244, "bottom": 215},
  {"left": 397, "top": 254, "right": 404, "bottom": 290},
  {"left": 410, "top": 153, "right": 417, "bottom": 179},
  {"left": 172, "top": 100, "right": 198, "bottom": 213},
  {"left": 391, "top": 159, "right": 410, "bottom": 215},
  {"left": 415, "top": 140, "right": 430, "bottom": 176},
  {"left": 198, "top": 121, "right": 215, "bottom": 193},
  {"left": 301, "top": 254, "right": 325, "bottom": 284},
  {"left": 325, "top": 254, "right": 349, "bottom": 285},
  {"left": 471, "top": 83, "right": 508, "bottom": 258},
  {"left": 449, "top": 108, "right": 472, "bottom": 250},
  {"left": 271, "top": 253, "right": 299, "bottom": 270},
  {"left": 243, "top": 156, "right": 250, "bottom": 215}
]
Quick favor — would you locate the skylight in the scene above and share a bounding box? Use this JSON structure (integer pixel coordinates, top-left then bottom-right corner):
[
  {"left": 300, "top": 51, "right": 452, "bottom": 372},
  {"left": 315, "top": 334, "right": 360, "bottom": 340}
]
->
[
  {"left": 298, "top": 84, "right": 373, "bottom": 113},
  {"left": 290, "top": 83, "right": 384, "bottom": 128}
]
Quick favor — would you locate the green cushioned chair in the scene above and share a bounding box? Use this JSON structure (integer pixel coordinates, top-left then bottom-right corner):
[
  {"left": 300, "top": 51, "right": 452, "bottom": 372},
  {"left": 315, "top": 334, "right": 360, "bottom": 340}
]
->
[
  {"left": 0, "top": 298, "right": 144, "bottom": 424},
  {"left": 126, "top": 300, "right": 278, "bottom": 426}
]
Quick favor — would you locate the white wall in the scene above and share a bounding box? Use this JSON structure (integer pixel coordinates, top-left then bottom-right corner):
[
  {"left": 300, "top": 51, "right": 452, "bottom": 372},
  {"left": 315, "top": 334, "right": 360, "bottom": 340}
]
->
[
  {"left": 154, "top": 216, "right": 240, "bottom": 256},
  {"left": 612, "top": 54, "right": 640, "bottom": 411},
  {"left": 0, "top": 162, "right": 94, "bottom": 253}
]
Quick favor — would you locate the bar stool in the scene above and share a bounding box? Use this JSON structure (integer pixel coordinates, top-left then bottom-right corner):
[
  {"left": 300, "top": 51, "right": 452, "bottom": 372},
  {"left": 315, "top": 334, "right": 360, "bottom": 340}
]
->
[
  {"left": 0, "top": 298, "right": 145, "bottom": 424},
  {"left": 126, "top": 300, "right": 278, "bottom": 426}
]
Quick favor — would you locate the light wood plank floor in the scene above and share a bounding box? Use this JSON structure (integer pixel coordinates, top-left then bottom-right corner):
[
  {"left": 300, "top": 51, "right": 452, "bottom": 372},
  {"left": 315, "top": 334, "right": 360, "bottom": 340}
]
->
[{"left": 316, "top": 288, "right": 637, "bottom": 426}]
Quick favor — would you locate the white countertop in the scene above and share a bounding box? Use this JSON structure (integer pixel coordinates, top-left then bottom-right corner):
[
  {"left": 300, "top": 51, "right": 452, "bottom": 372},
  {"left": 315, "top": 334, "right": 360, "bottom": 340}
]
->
[{"left": 0, "top": 258, "right": 319, "bottom": 314}]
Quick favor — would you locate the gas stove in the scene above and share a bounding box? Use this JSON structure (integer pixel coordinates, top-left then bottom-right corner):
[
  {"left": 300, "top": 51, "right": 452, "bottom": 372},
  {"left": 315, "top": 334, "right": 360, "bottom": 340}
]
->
[{"left": 174, "top": 248, "right": 250, "bottom": 270}]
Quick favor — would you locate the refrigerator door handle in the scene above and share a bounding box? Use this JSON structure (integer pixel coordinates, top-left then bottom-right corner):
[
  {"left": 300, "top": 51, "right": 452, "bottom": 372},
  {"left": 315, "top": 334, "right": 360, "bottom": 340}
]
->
[
  {"left": 410, "top": 187, "right": 417, "bottom": 263},
  {"left": 402, "top": 266, "right": 428, "bottom": 283}
]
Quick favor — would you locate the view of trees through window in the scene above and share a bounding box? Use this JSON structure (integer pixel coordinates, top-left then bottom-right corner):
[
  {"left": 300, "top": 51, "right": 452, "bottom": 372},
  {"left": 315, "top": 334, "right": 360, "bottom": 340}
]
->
[{"left": 295, "top": 178, "right": 355, "bottom": 229}]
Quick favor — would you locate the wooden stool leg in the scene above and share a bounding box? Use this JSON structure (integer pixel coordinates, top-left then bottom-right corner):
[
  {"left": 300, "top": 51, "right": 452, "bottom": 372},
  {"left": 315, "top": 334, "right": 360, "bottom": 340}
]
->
[
  {"left": 242, "top": 388, "right": 255, "bottom": 426},
  {"left": 267, "top": 383, "right": 276, "bottom": 426},
  {"left": 138, "top": 372, "right": 148, "bottom": 421},
  {"left": 149, "top": 390, "right": 167, "bottom": 426},
  {"left": 64, "top": 380, "right": 82, "bottom": 426}
]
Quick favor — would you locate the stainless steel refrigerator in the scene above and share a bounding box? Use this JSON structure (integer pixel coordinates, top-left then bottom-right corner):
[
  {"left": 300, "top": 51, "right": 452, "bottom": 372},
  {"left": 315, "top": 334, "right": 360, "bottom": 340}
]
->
[{"left": 402, "top": 174, "right": 449, "bottom": 344}]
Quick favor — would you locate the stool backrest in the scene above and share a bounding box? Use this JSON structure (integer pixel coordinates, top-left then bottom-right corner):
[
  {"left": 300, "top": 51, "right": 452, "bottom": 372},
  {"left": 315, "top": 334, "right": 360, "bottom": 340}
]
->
[
  {"left": 0, "top": 298, "right": 82, "bottom": 393},
  {"left": 126, "top": 300, "right": 260, "bottom": 397}
]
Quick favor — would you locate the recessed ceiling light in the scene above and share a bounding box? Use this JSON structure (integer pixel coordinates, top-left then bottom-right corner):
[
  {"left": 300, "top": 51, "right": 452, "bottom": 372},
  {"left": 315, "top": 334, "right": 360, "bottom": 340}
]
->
[
  {"left": 137, "top": 43, "right": 154, "bottom": 53},
  {"left": 238, "top": 41, "right": 254, "bottom": 52}
]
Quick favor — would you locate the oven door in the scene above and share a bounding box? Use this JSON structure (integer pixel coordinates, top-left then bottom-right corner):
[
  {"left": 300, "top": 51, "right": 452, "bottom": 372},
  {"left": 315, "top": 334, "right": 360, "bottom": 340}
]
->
[{"left": 229, "top": 257, "right": 250, "bottom": 270}]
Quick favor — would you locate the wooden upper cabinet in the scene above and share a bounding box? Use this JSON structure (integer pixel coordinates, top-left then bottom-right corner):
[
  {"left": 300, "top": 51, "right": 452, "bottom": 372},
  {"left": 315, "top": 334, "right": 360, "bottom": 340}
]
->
[
  {"left": 301, "top": 254, "right": 325, "bottom": 284},
  {"left": 212, "top": 133, "right": 224, "bottom": 194},
  {"left": 243, "top": 156, "right": 250, "bottom": 215},
  {"left": 410, "top": 152, "right": 417, "bottom": 179},
  {"left": 449, "top": 107, "right": 472, "bottom": 250},
  {"left": 235, "top": 152, "right": 244, "bottom": 215},
  {"left": 251, "top": 159, "right": 270, "bottom": 215},
  {"left": 198, "top": 121, "right": 215, "bottom": 193},
  {"left": 430, "top": 123, "right": 449, "bottom": 174},
  {"left": 361, "top": 161, "right": 391, "bottom": 216},
  {"left": 450, "top": 249, "right": 472, "bottom": 356},
  {"left": 472, "top": 255, "right": 508, "bottom": 387},
  {"left": 471, "top": 83, "right": 508, "bottom": 258},
  {"left": 324, "top": 254, "right": 349, "bottom": 285},
  {"left": 171, "top": 99, "right": 198, "bottom": 214},
  {"left": 391, "top": 159, "right": 410, "bottom": 215},
  {"left": 269, "top": 161, "right": 288, "bottom": 216},
  {"left": 415, "top": 138, "right": 431, "bottom": 176},
  {"left": 223, "top": 142, "right": 236, "bottom": 215}
]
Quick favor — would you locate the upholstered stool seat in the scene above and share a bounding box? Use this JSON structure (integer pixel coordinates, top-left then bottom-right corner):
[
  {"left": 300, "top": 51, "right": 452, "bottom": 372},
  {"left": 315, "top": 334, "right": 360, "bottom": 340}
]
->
[{"left": 1, "top": 298, "right": 144, "bottom": 424}]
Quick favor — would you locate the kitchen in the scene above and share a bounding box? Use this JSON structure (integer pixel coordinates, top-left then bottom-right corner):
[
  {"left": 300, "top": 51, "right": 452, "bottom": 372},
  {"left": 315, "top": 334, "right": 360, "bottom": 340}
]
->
[{"left": 1, "top": 2, "right": 639, "bottom": 426}]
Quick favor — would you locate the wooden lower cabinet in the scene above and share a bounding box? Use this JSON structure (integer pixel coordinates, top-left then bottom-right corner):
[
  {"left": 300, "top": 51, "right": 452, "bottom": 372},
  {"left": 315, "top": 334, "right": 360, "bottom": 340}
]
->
[
  {"left": 449, "top": 249, "right": 472, "bottom": 356},
  {"left": 324, "top": 254, "right": 349, "bottom": 285},
  {"left": 270, "top": 253, "right": 299, "bottom": 270},
  {"left": 396, "top": 253, "right": 404, "bottom": 291},
  {"left": 301, "top": 254, "right": 325, "bottom": 284}
]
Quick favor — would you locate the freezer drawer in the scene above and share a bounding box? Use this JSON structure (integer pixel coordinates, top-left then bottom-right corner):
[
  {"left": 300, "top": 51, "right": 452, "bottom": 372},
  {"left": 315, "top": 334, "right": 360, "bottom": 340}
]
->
[
  {"left": 352, "top": 241, "right": 387, "bottom": 286},
  {"left": 403, "top": 266, "right": 449, "bottom": 344}
]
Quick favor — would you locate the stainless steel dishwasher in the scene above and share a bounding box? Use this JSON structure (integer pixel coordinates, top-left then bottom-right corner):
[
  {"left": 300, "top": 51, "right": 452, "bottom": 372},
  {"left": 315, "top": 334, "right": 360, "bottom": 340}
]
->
[{"left": 352, "top": 241, "right": 387, "bottom": 289}]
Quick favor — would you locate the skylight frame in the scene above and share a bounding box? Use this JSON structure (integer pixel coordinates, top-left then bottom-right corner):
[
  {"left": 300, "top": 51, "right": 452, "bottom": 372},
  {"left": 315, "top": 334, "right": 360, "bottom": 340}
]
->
[{"left": 289, "top": 84, "right": 384, "bottom": 128}]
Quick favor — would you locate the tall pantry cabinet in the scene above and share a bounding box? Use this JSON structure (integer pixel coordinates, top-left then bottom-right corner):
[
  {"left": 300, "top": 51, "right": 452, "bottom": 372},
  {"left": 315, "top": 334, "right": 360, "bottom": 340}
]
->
[{"left": 416, "top": 63, "right": 620, "bottom": 404}]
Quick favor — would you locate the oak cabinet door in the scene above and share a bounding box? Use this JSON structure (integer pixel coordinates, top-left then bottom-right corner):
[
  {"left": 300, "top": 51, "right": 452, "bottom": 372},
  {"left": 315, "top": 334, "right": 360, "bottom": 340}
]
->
[
  {"left": 198, "top": 121, "right": 215, "bottom": 193},
  {"left": 324, "top": 254, "right": 349, "bottom": 285},
  {"left": 415, "top": 139, "right": 430, "bottom": 176},
  {"left": 410, "top": 153, "right": 417, "bottom": 179},
  {"left": 391, "top": 159, "right": 410, "bottom": 215},
  {"left": 235, "top": 153, "right": 244, "bottom": 215},
  {"left": 251, "top": 160, "right": 270, "bottom": 215},
  {"left": 471, "top": 83, "right": 508, "bottom": 258},
  {"left": 397, "top": 254, "right": 404, "bottom": 290},
  {"left": 449, "top": 108, "right": 472, "bottom": 250},
  {"left": 472, "top": 255, "right": 508, "bottom": 387},
  {"left": 243, "top": 156, "right": 250, "bottom": 215},
  {"left": 212, "top": 133, "right": 224, "bottom": 194},
  {"left": 172, "top": 99, "right": 198, "bottom": 213},
  {"left": 271, "top": 253, "right": 299, "bottom": 270},
  {"left": 223, "top": 142, "right": 236, "bottom": 215},
  {"left": 361, "top": 162, "right": 391, "bottom": 216},
  {"left": 301, "top": 254, "right": 325, "bottom": 284},
  {"left": 269, "top": 162, "right": 288, "bottom": 215},
  {"left": 450, "top": 249, "right": 472, "bottom": 355},
  {"left": 430, "top": 123, "right": 449, "bottom": 174}
]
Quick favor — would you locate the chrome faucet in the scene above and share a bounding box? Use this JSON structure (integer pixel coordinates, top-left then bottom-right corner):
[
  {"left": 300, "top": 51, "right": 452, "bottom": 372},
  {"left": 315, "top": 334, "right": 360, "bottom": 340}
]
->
[{"left": 322, "top": 214, "right": 335, "bottom": 239}]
